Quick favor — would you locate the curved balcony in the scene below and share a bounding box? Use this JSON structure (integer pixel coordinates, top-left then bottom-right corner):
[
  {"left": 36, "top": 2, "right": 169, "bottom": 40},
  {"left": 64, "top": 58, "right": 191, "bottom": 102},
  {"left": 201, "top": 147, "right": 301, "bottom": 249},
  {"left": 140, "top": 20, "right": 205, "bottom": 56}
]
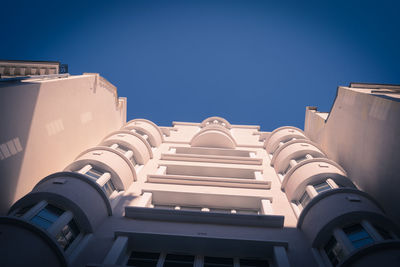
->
[
  {"left": 64, "top": 147, "right": 136, "bottom": 190},
  {"left": 298, "top": 188, "right": 400, "bottom": 267},
  {"left": 298, "top": 188, "right": 390, "bottom": 246},
  {"left": 6, "top": 185, "right": 98, "bottom": 264},
  {"left": 0, "top": 217, "right": 67, "bottom": 267},
  {"left": 101, "top": 130, "right": 153, "bottom": 164},
  {"left": 191, "top": 124, "right": 237, "bottom": 149},
  {"left": 200, "top": 116, "right": 232, "bottom": 129},
  {"left": 283, "top": 158, "right": 349, "bottom": 200},
  {"left": 9, "top": 182, "right": 95, "bottom": 232},
  {"left": 35, "top": 171, "right": 112, "bottom": 218},
  {"left": 124, "top": 119, "right": 163, "bottom": 147},
  {"left": 271, "top": 139, "right": 326, "bottom": 173},
  {"left": 265, "top": 126, "right": 307, "bottom": 154}
]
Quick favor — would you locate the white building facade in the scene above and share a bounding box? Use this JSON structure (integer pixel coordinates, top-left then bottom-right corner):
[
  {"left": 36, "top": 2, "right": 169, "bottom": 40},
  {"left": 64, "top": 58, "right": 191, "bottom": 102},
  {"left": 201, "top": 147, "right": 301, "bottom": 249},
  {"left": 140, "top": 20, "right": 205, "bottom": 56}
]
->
[{"left": 0, "top": 62, "right": 399, "bottom": 267}]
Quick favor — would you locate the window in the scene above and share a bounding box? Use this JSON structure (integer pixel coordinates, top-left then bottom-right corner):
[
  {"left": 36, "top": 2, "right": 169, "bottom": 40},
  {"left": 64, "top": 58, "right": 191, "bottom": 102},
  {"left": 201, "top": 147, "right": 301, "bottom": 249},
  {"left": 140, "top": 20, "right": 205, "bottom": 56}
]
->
[
  {"left": 14, "top": 202, "right": 82, "bottom": 253},
  {"left": 283, "top": 154, "right": 312, "bottom": 176},
  {"left": 324, "top": 236, "right": 345, "bottom": 267},
  {"left": 343, "top": 224, "right": 374, "bottom": 249},
  {"left": 322, "top": 222, "right": 396, "bottom": 266},
  {"left": 297, "top": 180, "right": 337, "bottom": 211},
  {"left": 102, "top": 179, "right": 116, "bottom": 197},
  {"left": 30, "top": 204, "right": 64, "bottom": 230},
  {"left": 13, "top": 204, "right": 34, "bottom": 217},
  {"left": 115, "top": 144, "right": 129, "bottom": 154},
  {"left": 135, "top": 129, "right": 147, "bottom": 137},
  {"left": 204, "top": 256, "right": 233, "bottom": 267},
  {"left": 56, "top": 219, "right": 80, "bottom": 250},
  {"left": 111, "top": 143, "right": 137, "bottom": 165},
  {"left": 240, "top": 258, "right": 269, "bottom": 267},
  {"left": 130, "top": 155, "right": 137, "bottom": 165},
  {"left": 313, "top": 181, "right": 331, "bottom": 194},
  {"left": 78, "top": 165, "right": 116, "bottom": 198},
  {"left": 125, "top": 251, "right": 269, "bottom": 267},
  {"left": 164, "top": 254, "right": 195, "bottom": 267},
  {"left": 126, "top": 251, "right": 159, "bottom": 266},
  {"left": 85, "top": 167, "right": 103, "bottom": 180},
  {"left": 294, "top": 155, "right": 308, "bottom": 163},
  {"left": 298, "top": 191, "right": 311, "bottom": 208},
  {"left": 374, "top": 224, "right": 393, "bottom": 240},
  {"left": 283, "top": 164, "right": 292, "bottom": 176}
]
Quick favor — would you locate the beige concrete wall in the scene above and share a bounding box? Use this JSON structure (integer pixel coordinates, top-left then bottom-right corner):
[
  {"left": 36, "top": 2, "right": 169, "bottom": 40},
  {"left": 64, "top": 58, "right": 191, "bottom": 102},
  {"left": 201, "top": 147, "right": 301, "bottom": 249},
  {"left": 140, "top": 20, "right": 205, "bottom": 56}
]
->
[
  {"left": 304, "top": 86, "right": 400, "bottom": 223},
  {"left": 0, "top": 74, "right": 126, "bottom": 214}
]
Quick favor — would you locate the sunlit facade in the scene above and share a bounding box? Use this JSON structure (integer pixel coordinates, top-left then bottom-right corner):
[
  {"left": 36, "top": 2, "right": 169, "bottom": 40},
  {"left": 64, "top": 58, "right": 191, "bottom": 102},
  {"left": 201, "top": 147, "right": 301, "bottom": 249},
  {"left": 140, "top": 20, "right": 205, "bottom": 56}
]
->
[{"left": 0, "top": 61, "right": 399, "bottom": 267}]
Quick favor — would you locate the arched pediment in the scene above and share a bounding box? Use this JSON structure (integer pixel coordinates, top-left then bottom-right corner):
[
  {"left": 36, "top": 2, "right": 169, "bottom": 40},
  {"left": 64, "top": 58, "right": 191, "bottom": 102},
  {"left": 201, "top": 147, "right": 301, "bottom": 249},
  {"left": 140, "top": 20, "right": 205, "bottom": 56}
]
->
[{"left": 191, "top": 127, "right": 236, "bottom": 149}]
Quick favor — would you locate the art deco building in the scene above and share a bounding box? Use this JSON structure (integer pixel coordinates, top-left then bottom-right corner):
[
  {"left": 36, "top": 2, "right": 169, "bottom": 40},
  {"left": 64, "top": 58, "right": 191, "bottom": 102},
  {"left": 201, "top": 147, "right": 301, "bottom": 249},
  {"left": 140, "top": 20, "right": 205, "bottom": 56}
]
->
[{"left": 0, "top": 60, "right": 399, "bottom": 267}]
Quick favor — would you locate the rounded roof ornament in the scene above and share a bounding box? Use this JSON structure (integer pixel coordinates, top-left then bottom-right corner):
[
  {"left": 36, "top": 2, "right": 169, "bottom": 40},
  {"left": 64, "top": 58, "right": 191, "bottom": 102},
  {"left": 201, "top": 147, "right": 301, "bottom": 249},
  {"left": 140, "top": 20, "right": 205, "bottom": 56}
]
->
[{"left": 200, "top": 116, "right": 232, "bottom": 129}]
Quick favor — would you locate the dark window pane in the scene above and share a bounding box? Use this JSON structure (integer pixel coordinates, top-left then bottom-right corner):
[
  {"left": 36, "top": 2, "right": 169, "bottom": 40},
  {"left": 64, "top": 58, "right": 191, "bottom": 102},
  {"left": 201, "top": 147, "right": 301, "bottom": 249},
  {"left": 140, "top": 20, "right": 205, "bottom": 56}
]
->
[
  {"left": 299, "top": 191, "right": 311, "bottom": 208},
  {"left": 126, "top": 251, "right": 159, "bottom": 267},
  {"left": 324, "top": 236, "right": 345, "bottom": 266},
  {"left": 39, "top": 205, "right": 63, "bottom": 221},
  {"left": 374, "top": 224, "right": 393, "bottom": 240},
  {"left": 127, "top": 259, "right": 158, "bottom": 267},
  {"left": 239, "top": 258, "right": 269, "bottom": 267},
  {"left": 283, "top": 164, "right": 292, "bottom": 175},
  {"left": 130, "top": 155, "right": 137, "bottom": 165},
  {"left": 352, "top": 238, "right": 374, "bottom": 248},
  {"left": 56, "top": 219, "right": 80, "bottom": 250},
  {"left": 14, "top": 204, "right": 34, "bottom": 217},
  {"left": 204, "top": 256, "right": 233, "bottom": 267},
  {"left": 294, "top": 155, "right": 307, "bottom": 163},
  {"left": 85, "top": 168, "right": 103, "bottom": 180},
  {"left": 164, "top": 254, "right": 194, "bottom": 267},
  {"left": 30, "top": 216, "right": 52, "bottom": 229},
  {"left": 135, "top": 130, "right": 147, "bottom": 136},
  {"left": 30, "top": 204, "right": 64, "bottom": 229},
  {"left": 313, "top": 181, "right": 331, "bottom": 194},
  {"left": 344, "top": 224, "right": 374, "bottom": 249},
  {"left": 115, "top": 145, "right": 128, "bottom": 154},
  {"left": 102, "top": 179, "right": 116, "bottom": 197}
]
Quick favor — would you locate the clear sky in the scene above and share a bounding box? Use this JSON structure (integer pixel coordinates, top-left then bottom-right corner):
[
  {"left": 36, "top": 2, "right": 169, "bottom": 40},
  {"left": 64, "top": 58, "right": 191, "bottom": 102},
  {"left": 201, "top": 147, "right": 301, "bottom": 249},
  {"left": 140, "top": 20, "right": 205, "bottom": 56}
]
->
[{"left": 1, "top": 0, "right": 399, "bottom": 131}]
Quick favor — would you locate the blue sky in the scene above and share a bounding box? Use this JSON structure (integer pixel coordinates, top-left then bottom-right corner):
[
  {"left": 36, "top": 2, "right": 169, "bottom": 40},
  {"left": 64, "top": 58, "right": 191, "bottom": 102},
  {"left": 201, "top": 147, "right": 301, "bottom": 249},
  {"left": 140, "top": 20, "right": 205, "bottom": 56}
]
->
[{"left": 1, "top": 0, "right": 399, "bottom": 131}]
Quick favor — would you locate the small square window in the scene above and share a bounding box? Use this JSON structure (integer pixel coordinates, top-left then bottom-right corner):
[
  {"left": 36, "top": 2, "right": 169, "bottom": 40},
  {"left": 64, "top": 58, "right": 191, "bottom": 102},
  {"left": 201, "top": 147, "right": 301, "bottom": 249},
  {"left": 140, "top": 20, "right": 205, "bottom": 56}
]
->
[
  {"left": 56, "top": 219, "right": 80, "bottom": 250},
  {"left": 373, "top": 224, "right": 393, "bottom": 240},
  {"left": 343, "top": 224, "right": 374, "bottom": 249},
  {"left": 13, "top": 204, "right": 34, "bottom": 217},
  {"left": 204, "top": 256, "right": 233, "bottom": 267},
  {"left": 102, "top": 179, "right": 116, "bottom": 197},
  {"left": 299, "top": 192, "right": 311, "bottom": 208},
  {"left": 115, "top": 144, "right": 129, "bottom": 154},
  {"left": 164, "top": 254, "right": 195, "bottom": 267},
  {"left": 324, "top": 236, "right": 345, "bottom": 266},
  {"left": 126, "top": 251, "right": 159, "bottom": 266},
  {"left": 30, "top": 204, "right": 64, "bottom": 230},
  {"left": 313, "top": 181, "right": 331, "bottom": 194},
  {"left": 85, "top": 168, "right": 103, "bottom": 180}
]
